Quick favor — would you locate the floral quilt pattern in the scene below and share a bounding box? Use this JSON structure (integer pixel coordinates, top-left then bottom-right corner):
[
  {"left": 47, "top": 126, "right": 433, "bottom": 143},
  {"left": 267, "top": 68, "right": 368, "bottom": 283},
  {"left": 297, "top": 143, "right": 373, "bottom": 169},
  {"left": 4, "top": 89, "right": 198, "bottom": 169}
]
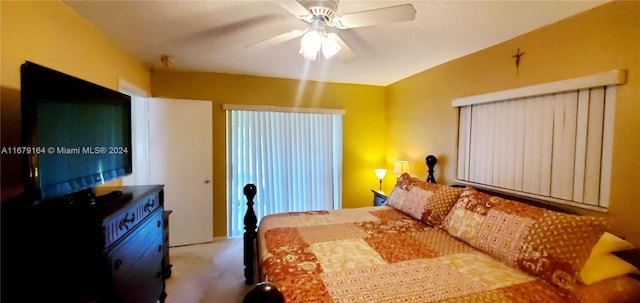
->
[{"left": 257, "top": 206, "right": 640, "bottom": 303}]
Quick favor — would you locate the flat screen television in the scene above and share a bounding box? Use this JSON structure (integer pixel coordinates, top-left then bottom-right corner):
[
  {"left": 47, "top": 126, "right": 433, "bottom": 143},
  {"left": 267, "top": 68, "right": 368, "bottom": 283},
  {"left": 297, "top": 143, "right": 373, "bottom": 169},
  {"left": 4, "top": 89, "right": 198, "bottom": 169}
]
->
[{"left": 20, "top": 61, "right": 132, "bottom": 204}]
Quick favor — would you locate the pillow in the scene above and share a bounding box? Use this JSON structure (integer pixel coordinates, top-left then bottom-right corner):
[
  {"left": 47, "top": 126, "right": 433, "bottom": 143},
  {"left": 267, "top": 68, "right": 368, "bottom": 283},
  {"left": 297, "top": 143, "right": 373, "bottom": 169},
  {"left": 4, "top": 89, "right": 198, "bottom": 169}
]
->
[
  {"left": 578, "top": 253, "right": 640, "bottom": 285},
  {"left": 590, "top": 232, "right": 635, "bottom": 256},
  {"left": 383, "top": 173, "right": 412, "bottom": 206},
  {"left": 385, "top": 173, "right": 463, "bottom": 226},
  {"left": 441, "top": 187, "right": 608, "bottom": 292}
]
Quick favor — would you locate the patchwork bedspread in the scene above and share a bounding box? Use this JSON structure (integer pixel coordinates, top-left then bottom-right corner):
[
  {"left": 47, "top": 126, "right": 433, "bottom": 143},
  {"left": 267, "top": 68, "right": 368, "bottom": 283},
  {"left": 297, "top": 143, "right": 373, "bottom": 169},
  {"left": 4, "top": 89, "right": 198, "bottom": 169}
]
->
[{"left": 257, "top": 206, "right": 640, "bottom": 303}]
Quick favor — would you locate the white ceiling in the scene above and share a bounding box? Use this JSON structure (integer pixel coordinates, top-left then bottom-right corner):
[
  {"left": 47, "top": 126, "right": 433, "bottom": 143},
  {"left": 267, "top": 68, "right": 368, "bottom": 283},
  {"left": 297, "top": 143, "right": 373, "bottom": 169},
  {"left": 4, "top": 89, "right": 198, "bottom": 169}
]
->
[{"left": 63, "top": 0, "right": 609, "bottom": 86}]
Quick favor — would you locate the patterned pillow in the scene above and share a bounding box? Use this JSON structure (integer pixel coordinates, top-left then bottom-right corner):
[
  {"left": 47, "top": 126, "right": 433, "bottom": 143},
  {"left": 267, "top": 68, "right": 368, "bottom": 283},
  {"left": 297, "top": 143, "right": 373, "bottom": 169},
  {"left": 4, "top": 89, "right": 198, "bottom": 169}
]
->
[
  {"left": 385, "top": 173, "right": 463, "bottom": 226},
  {"left": 441, "top": 187, "right": 607, "bottom": 292},
  {"left": 384, "top": 173, "right": 412, "bottom": 207}
]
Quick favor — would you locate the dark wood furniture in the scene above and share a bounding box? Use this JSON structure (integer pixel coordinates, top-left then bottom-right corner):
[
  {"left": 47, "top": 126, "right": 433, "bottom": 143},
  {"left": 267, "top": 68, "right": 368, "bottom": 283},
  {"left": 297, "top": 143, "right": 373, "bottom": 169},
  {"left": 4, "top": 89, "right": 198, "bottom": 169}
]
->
[
  {"left": 371, "top": 189, "right": 388, "bottom": 206},
  {"left": 1, "top": 185, "right": 167, "bottom": 303},
  {"left": 243, "top": 184, "right": 258, "bottom": 285},
  {"left": 162, "top": 210, "right": 173, "bottom": 279}
]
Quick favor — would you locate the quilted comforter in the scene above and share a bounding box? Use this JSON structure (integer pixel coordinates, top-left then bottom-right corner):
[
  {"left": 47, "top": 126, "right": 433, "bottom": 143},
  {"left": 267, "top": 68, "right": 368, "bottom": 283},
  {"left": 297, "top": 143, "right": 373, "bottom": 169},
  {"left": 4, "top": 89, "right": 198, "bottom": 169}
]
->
[{"left": 257, "top": 206, "right": 640, "bottom": 303}]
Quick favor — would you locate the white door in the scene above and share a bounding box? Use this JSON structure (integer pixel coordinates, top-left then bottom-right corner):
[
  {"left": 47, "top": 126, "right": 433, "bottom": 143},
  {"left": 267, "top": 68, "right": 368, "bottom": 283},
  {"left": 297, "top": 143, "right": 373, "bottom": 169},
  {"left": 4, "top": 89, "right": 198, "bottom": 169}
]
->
[{"left": 148, "top": 98, "right": 213, "bottom": 246}]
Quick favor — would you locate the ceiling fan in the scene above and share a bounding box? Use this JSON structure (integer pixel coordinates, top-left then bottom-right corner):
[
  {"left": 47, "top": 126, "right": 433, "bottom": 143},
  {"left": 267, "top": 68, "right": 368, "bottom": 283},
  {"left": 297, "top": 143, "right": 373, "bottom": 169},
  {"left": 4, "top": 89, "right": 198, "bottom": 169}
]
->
[{"left": 245, "top": 0, "right": 417, "bottom": 62}]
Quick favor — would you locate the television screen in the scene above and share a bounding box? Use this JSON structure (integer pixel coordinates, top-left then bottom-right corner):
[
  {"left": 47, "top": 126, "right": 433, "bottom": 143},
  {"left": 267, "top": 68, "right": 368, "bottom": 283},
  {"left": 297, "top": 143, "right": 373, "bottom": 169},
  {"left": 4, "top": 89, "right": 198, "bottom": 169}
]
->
[{"left": 20, "top": 61, "right": 132, "bottom": 202}]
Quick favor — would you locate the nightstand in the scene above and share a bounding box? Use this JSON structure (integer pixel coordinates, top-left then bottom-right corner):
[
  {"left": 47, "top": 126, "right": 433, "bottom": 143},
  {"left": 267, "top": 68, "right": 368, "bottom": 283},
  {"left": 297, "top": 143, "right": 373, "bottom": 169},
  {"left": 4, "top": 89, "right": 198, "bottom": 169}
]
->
[{"left": 371, "top": 189, "right": 388, "bottom": 206}]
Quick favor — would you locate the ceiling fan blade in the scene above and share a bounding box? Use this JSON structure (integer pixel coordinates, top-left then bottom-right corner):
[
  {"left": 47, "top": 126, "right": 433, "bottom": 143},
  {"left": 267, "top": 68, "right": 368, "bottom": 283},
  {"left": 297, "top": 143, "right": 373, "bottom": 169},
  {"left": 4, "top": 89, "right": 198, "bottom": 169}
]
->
[
  {"left": 277, "top": 1, "right": 313, "bottom": 23},
  {"left": 332, "top": 4, "right": 416, "bottom": 29},
  {"left": 245, "top": 29, "right": 304, "bottom": 50},
  {"left": 326, "top": 33, "right": 355, "bottom": 63}
]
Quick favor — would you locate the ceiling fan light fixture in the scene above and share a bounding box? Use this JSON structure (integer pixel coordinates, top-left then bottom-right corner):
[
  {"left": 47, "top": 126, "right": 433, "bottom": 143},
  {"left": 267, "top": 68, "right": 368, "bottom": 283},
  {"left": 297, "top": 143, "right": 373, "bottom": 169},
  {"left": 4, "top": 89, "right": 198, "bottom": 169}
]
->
[
  {"left": 321, "top": 38, "right": 341, "bottom": 59},
  {"left": 255, "top": 1, "right": 416, "bottom": 62},
  {"left": 299, "top": 30, "right": 322, "bottom": 60},
  {"left": 299, "top": 45, "right": 318, "bottom": 60}
]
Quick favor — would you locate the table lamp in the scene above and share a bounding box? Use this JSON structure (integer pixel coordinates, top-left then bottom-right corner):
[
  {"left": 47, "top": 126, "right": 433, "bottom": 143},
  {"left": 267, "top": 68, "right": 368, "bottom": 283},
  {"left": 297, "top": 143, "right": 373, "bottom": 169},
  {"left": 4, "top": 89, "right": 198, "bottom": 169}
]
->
[
  {"left": 393, "top": 161, "right": 409, "bottom": 175},
  {"left": 374, "top": 168, "right": 387, "bottom": 191}
]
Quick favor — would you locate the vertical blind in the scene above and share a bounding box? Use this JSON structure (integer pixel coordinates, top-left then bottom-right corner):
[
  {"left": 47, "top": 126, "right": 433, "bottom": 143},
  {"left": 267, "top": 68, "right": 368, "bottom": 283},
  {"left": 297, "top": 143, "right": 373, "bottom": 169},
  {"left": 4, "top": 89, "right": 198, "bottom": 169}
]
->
[
  {"left": 454, "top": 70, "right": 625, "bottom": 211},
  {"left": 226, "top": 108, "right": 343, "bottom": 238}
]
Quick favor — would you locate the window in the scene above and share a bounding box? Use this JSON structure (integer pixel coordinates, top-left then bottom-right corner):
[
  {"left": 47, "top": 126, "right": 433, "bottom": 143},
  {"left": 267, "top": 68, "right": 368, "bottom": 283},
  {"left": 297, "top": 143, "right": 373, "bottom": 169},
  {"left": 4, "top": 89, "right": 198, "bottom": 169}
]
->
[
  {"left": 453, "top": 70, "right": 625, "bottom": 211},
  {"left": 224, "top": 105, "right": 344, "bottom": 238}
]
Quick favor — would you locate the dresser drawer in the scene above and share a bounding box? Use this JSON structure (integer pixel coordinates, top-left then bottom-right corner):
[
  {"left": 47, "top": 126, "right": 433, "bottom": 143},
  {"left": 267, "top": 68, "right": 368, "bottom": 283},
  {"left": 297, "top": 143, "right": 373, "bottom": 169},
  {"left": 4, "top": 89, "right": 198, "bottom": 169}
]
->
[
  {"left": 103, "top": 191, "right": 161, "bottom": 248},
  {"left": 109, "top": 208, "right": 164, "bottom": 303}
]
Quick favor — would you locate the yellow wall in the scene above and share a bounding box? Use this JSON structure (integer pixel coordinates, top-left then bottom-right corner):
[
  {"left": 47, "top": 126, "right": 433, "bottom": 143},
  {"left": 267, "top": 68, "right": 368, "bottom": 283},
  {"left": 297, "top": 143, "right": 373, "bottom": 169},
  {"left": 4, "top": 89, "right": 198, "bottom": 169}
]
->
[
  {"left": 151, "top": 71, "right": 386, "bottom": 237},
  {"left": 1, "top": 1, "right": 150, "bottom": 200},
  {"left": 1, "top": 1, "right": 149, "bottom": 91},
  {"left": 386, "top": 0, "right": 640, "bottom": 245}
]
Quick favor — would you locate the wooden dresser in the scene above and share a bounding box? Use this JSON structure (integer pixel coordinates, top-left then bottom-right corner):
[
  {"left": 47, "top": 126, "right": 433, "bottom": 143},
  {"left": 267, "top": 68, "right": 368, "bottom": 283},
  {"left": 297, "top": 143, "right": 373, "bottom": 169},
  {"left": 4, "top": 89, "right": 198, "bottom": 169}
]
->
[
  {"left": 101, "top": 185, "right": 166, "bottom": 303},
  {"left": 1, "top": 185, "right": 167, "bottom": 303}
]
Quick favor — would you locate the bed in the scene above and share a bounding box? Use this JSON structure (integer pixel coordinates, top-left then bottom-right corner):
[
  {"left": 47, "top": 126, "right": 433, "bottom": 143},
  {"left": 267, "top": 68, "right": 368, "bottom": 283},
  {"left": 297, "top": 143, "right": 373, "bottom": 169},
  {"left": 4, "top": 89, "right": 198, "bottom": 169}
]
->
[{"left": 241, "top": 164, "right": 640, "bottom": 303}]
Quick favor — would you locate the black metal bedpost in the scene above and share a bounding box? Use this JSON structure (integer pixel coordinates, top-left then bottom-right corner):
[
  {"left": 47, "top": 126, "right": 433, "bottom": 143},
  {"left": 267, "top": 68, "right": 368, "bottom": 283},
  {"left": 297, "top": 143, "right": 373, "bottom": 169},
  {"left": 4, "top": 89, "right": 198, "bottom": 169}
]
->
[
  {"left": 426, "top": 155, "right": 438, "bottom": 183},
  {"left": 243, "top": 184, "right": 258, "bottom": 285}
]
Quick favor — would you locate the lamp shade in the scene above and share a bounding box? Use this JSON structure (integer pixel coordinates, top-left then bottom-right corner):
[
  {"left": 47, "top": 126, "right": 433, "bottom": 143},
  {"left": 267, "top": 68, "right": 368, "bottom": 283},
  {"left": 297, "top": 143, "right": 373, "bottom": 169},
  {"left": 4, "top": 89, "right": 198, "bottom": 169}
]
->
[
  {"left": 393, "top": 161, "right": 409, "bottom": 175},
  {"left": 374, "top": 168, "right": 387, "bottom": 180},
  {"left": 321, "top": 37, "right": 341, "bottom": 59},
  {"left": 299, "top": 30, "right": 322, "bottom": 60}
]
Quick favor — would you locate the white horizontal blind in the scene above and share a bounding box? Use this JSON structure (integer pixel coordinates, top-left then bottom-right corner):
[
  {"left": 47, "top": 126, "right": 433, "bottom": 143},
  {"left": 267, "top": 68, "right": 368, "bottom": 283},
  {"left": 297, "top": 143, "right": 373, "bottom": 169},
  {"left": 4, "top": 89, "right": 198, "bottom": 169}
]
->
[
  {"left": 454, "top": 70, "right": 625, "bottom": 211},
  {"left": 226, "top": 109, "right": 343, "bottom": 238}
]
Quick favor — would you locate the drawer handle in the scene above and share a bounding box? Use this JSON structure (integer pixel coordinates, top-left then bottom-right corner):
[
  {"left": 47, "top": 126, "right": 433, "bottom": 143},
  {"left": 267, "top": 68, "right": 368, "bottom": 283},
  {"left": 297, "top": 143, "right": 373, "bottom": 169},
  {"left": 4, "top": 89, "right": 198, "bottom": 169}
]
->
[
  {"left": 118, "top": 212, "right": 136, "bottom": 230},
  {"left": 158, "top": 244, "right": 163, "bottom": 252},
  {"left": 114, "top": 259, "right": 123, "bottom": 270},
  {"left": 144, "top": 199, "right": 155, "bottom": 213}
]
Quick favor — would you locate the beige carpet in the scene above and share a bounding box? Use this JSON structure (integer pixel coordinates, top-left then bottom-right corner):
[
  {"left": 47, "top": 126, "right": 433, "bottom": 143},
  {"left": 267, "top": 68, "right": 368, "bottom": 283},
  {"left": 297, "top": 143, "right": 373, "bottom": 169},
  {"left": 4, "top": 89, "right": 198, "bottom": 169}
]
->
[{"left": 164, "top": 238, "right": 254, "bottom": 303}]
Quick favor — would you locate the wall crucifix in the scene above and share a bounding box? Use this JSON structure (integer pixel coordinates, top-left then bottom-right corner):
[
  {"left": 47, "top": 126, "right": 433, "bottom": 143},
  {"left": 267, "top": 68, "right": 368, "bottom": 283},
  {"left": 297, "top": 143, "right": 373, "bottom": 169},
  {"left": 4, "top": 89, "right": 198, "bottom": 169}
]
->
[{"left": 512, "top": 48, "right": 525, "bottom": 75}]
